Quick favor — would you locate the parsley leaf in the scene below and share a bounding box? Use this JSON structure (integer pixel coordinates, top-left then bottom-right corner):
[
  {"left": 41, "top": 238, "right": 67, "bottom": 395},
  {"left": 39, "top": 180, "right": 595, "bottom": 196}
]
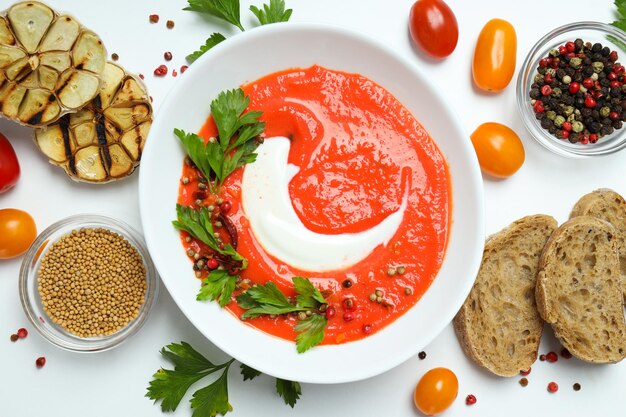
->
[
  {"left": 235, "top": 281, "right": 301, "bottom": 319},
  {"left": 611, "top": 0, "right": 626, "bottom": 50},
  {"left": 275, "top": 379, "right": 301, "bottom": 408},
  {"left": 240, "top": 363, "right": 262, "bottom": 381},
  {"left": 236, "top": 277, "right": 329, "bottom": 352},
  {"left": 146, "top": 342, "right": 227, "bottom": 412},
  {"left": 294, "top": 315, "right": 327, "bottom": 353},
  {"left": 173, "top": 204, "right": 220, "bottom": 252},
  {"left": 187, "top": 33, "right": 227, "bottom": 63},
  {"left": 190, "top": 362, "right": 234, "bottom": 417},
  {"left": 173, "top": 204, "right": 247, "bottom": 269},
  {"left": 250, "top": 0, "right": 292, "bottom": 25},
  {"left": 160, "top": 341, "right": 219, "bottom": 374},
  {"left": 174, "top": 89, "right": 264, "bottom": 189},
  {"left": 185, "top": 0, "right": 244, "bottom": 31},
  {"left": 197, "top": 269, "right": 237, "bottom": 306},
  {"left": 293, "top": 276, "right": 325, "bottom": 310}
]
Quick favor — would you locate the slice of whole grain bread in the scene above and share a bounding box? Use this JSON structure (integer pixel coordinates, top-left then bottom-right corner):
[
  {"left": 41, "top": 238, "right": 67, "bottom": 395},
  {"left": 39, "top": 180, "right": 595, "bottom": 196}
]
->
[
  {"left": 536, "top": 216, "right": 626, "bottom": 363},
  {"left": 453, "top": 215, "right": 557, "bottom": 376},
  {"left": 570, "top": 188, "right": 626, "bottom": 302}
]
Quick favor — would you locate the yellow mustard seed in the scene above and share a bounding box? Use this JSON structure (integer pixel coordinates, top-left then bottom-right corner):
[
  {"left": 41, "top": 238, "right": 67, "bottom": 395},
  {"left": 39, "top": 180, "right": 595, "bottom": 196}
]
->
[{"left": 37, "top": 228, "right": 147, "bottom": 338}]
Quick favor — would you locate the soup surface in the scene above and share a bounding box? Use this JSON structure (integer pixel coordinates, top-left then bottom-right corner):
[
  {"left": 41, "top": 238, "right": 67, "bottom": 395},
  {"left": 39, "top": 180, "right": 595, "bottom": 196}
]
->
[{"left": 178, "top": 65, "right": 451, "bottom": 344}]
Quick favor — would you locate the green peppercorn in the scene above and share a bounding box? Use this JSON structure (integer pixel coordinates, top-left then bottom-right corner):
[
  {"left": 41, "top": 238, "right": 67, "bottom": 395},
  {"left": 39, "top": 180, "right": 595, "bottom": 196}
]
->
[
  {"left": 563, "top": 106, "right": 574, "bottom": 117},
  {"left": 600, "top": 106, "right": 611, "bottom": 118},
  {"left": 569, "top": 57, "right": 582, "bottom": 69},
  {"left": 554, "top": 115, "right": 566, "bottom": 127},
  {"left": 552, "top": 87, "right": 562, "bottom": 98},
  {"left": 534, "top": 74, "right": 544, "bottom": 83},
  {"left": 572, "top": 121, "right": 584, "bottom": 133},
  {"left": 592, "top": 72, "right": 599, "bottom": 81},
  {"left": 592, "top": 61, "right": 604, "bottom": 73},
  {"left": 567, "top": 114, "right": 576, "bottom": 123},
  {"left": 546, "top": 68, "right": 556, "bottom": 75},
  {"left": 546, "top": 110, "right": 557, "bottom": 120},
  {"left": 549, "top": 48, "right": 560, "bottom": 57},
  {"left": 562, "top": 75, "right": 572, "bottom": 84}
]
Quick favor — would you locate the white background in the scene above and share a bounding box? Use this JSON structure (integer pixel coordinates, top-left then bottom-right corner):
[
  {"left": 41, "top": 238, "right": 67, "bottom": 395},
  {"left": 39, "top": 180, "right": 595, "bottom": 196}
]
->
[{"left": 1, "top": 0, "right": 624, "bottom": 416}]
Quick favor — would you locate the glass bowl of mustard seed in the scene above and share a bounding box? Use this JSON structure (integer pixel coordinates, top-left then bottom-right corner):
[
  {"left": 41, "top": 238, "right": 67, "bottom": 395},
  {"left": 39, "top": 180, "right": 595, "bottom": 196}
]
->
[
  {"left": 517, "top": 21, "right": 626, "bottom": 157},
  {"left": 19, "top": 214, "right": 158, "bottom": 352}
]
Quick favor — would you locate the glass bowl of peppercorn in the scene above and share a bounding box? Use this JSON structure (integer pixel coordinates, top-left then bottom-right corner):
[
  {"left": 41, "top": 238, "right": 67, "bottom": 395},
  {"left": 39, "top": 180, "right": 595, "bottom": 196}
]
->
[
  {"left": 517, "top": 21, "right": 626, "bottom": 157},
  {"left": 18, "top": 214, "right": 159, "bottom": 352}
]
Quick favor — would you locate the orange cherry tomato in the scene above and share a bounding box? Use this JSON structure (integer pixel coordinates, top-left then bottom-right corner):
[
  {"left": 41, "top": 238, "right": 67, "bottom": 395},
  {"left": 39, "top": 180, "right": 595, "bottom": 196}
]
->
[
  {"left": 0, "top": 209, "right": 37, "bottom": 259},
  {"left": 414, "top": 367, "right": 458, "bottom": 416},
  {"left": 471, "top": 122, "right": 525, "bottom": 178},
  {"left": 472, "top": 19, "right": 517, "bottom": 92},
  {"left": 409, "top": 0, "right": 458, "bottom": 59}
]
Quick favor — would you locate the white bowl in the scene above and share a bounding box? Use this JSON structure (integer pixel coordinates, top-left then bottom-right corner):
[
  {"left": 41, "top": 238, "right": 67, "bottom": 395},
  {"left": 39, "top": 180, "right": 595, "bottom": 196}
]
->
[{"left": 139, "top": 23, "right": 484, "bottom": 384}]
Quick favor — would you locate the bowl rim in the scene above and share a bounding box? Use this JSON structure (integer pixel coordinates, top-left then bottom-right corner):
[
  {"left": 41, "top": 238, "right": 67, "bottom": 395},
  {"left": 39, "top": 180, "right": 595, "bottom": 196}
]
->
[
  {"left": 516, "top": 21, "right": 626, "bottom": 158},
  {"left": 139, "top": 21, "right": 485, "bottom": 383},
  {"left": 19, "top": 213, "right": 159, "bottom": 352}
]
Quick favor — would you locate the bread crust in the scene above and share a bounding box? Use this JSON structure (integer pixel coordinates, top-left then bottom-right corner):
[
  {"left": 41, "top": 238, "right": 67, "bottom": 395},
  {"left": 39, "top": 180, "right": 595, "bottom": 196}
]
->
[
  {"left": 569, "top": 188, "right": 626, "bottom": 303},
  {"left": 536, "top": 216, "right": 626, "bottom": 364},
  {"left": 453, "top": 215, "right": 557, "bottom": 377}
]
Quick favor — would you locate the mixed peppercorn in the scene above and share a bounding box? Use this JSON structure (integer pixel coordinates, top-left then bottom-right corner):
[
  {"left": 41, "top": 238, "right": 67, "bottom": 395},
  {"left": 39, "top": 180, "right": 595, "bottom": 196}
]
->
[{"left": 530, "top": 39, "right": 626, "bottom": 144}]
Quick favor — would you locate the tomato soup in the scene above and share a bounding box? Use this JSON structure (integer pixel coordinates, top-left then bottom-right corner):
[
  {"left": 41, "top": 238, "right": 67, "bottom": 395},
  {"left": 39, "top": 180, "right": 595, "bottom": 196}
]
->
[{"left": 178, "top": 65, "right": 451, "bottom": 344}]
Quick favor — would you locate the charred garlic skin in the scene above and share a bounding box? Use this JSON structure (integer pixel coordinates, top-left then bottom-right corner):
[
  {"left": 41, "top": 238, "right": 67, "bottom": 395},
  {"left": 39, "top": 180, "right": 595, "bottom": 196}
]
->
[
  {"left": 0, "top": 1, "right": 106, "bottom": 127},
  {"left": 34, "top": 62, "right": 153, "bottom": 183}
]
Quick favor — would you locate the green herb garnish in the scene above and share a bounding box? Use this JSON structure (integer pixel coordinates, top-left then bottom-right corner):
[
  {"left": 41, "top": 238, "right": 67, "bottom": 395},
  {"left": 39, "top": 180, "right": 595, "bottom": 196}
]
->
[
  {"left": 250, "top": 0, "right": 292, "bottom": 25},
  {"left": 197, "top": 269, "right": 237, "bottom": 306},
  {"left": 173, "top": 204, "right": 246, "bottom": 267},
  {"left": 236, "top": 277, "right": 328, "bottom": 353},
  {"left": 147, "top": 341, "right": 303, "bottom": 416},
  {"left": 174, "top": 90, "right": 263, "bottom": 190},
  {"left": 184, "top": 0, "right": 245, "bottom": 31},
  {"left": 146, "top": 342, "right": 235, "bottom": 414},
  {"left": 186, "top": 33, "right": 227, "bottom": 63},
  {"left": 173, "top": 204, "right": 247, "bottom": 306},
  {"left": 184, "top": 0, "right": 292, "bottom": 62},
  {"left": 275, "top": 378, "right": 302, "bottom": 408},
  {"left": 239, "top": 363, "right": 262, "bottom": 380}
]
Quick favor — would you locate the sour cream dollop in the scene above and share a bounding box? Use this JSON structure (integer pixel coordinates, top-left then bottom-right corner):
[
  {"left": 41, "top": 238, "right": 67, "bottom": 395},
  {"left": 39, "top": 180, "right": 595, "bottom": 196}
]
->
[{"left": 241, "top": 136, "right": 407, "bottom": 272}]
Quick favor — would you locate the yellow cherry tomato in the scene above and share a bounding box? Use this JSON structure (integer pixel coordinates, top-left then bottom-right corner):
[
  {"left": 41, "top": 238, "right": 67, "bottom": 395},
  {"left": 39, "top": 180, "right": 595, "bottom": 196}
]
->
[
  {"left": 414, "top": 367, "right": 458, "bottom": 416},
  {"left": 0, "top": 209, "right": 37, "bottom": 259},
  {"left": 471, "top": 122, "right": 525, "bottom": 178},
  {"left": 472, "top": 19, "right": 517, "bottom": 92}
]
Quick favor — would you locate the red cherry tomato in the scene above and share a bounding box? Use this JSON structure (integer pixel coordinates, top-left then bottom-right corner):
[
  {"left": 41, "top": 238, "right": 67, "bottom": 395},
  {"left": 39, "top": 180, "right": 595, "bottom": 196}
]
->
[
  {"left": 0, "top": 132, "right": 20, "bottom": 193},
  {"left": 471, "top": 122, "right": 525, "bottom": 178},
  {"left": 409, "top": 0, "right": 459, "bottom": 59},
  {"left": 414, "top": 367, "right": 459, "bottom": 415},
  {"left": 0, "top": 209, "right": 37, "bottom": 259}
]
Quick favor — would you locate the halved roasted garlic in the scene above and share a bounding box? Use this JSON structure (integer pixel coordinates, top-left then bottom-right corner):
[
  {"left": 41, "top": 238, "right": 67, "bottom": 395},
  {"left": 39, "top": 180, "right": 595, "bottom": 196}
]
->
[
  {"left": 0, "top": 1, "right": 106, "bottom": 127},
  {"left": 34, "top": 62, "right": 152, "bottom": 183}
]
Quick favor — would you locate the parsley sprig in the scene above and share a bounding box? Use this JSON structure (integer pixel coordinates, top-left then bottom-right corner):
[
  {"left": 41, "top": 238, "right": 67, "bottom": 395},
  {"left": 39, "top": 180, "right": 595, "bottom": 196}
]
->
[
  {"left": 174, "top": 89, "right": 264, "bottom": 191},
  {"left": 236, "top": 277, "right": 329, "bottom": 353},
  {"left": 146, "top": 342, "right": 235, "bottom": 415},
  {"left": 250, "top": 0, "right": 293, "bottom": 25},
  {"left": 184, "top": 0, "right": 292, "bottom": 63},
  {"left": 185, "top": 0, "right": 245, "bottom": 31},
  {"left": 147, "top": 342, "right": 303, "bottom": 416},
  {"left": 173, "top": 204, "right": 246, "bottom": 306},
  {"left": 187, "top": 33, "right": 226, "bottom": 63}
]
